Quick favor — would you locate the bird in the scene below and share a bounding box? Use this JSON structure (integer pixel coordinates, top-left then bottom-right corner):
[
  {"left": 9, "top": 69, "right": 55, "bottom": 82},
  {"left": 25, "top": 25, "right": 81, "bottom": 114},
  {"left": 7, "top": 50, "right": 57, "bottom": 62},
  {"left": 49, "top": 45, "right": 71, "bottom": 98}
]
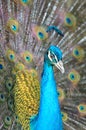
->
[
  {"left": 0, "top": 0, "right": 86, "bottom": 130},
  {"left": 30, "top": 45, "right": 64, "bottom": 130}
]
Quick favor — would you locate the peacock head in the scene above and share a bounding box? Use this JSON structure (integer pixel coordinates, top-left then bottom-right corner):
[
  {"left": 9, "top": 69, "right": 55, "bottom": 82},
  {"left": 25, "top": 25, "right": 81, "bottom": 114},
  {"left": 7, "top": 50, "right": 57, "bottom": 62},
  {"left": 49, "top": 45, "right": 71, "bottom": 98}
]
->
[{"left": 45, "top": 45, "right": 65, "bottom": 73}]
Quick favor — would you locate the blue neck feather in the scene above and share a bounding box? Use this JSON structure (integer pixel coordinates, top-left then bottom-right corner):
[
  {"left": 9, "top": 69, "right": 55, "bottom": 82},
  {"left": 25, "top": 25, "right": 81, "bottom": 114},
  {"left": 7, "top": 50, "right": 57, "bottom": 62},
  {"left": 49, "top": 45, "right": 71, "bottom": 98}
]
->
[{"left": 30, "top": 61, "right": 63, "bottom": 130}]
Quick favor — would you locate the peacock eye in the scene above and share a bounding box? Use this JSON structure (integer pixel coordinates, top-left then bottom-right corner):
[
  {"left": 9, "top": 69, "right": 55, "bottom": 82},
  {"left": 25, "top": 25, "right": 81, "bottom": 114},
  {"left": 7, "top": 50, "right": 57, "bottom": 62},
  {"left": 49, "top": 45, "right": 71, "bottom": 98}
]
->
[
  {"left": 50, "top": 53, "right": 55, "bottom": 59},
  {"left": 50, "top": 52, "right": 58, "bottom": 63}
]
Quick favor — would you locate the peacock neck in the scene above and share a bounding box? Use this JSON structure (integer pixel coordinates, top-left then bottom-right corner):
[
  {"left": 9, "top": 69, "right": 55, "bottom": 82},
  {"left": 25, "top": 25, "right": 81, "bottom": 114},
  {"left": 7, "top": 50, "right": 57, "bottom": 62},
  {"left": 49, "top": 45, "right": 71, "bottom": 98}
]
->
[
  {"left": 41, "top": 61, "right": 54, "bottom": 81},
  {"left": 35, "top": 61, "right": 63, "bottom": 130}
]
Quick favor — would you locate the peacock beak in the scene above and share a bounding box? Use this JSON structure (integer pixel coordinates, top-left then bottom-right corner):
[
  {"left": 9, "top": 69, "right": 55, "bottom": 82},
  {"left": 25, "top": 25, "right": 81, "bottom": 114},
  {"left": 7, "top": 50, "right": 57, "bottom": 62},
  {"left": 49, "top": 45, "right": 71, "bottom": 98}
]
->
[{"left": 54, "top": 60, "right": 65, "bottom": 73}]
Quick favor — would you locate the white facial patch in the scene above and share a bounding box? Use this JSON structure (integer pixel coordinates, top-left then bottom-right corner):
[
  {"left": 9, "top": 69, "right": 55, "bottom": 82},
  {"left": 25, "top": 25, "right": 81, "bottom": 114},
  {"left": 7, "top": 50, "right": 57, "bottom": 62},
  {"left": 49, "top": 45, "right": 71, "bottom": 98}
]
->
[{"left": 48, "top": 51, "right": 58, "bottom": 63}]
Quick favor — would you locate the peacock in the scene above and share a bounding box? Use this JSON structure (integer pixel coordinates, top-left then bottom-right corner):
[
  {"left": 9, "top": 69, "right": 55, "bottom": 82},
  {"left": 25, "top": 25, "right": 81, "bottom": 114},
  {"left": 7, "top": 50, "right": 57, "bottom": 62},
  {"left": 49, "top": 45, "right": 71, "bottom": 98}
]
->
[
  {"left": 30, "top": 45, "right": 64, "bottom": 130},
  {"left": 0, "top": 0, "right": 86, "bottom": 130}
]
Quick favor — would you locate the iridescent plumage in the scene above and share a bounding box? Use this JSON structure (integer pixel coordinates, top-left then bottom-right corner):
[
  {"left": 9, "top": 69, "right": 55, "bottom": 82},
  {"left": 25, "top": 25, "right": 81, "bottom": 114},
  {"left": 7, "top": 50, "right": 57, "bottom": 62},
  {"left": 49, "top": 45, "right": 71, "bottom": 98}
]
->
[{"left": 0, "top": 0, "right": 86, "bottom": 130}]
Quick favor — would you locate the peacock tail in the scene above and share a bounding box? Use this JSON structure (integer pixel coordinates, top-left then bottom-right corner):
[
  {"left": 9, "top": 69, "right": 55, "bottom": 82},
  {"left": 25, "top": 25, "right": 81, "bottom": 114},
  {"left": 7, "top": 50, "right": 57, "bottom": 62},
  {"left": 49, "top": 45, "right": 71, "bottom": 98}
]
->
[{"left": 0, "top": 0, "right": 86, "bottom": 130}]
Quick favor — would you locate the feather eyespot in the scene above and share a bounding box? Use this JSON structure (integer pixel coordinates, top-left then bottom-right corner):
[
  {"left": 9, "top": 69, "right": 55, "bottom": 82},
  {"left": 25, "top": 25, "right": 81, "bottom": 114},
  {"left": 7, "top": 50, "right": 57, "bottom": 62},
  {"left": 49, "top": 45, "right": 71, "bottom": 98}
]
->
[
  {"left": 14, "top": 0, "right": 32, "bottom": 6},
  {"left": 7, "top": 98, "right": 14, "bottom": 111},
  {"left": 6, "top": 49, "right": 16, "bottom": 62},
  {"left": 58, "top": 88, "right": 65, "bottom": 102},
  {"left": 0, "top": 93, "right": 5, "bottom": 102},
  {"left": 61, "top": 112, "right": 68, "bottom": 122},
  {"left": 6, "top": 19, "right": 19, "bottom": 34},
  {"left": 29, "top": 69, "right": 38, "bottom": 77},
  {"left": 77, "top": 104, "right": 86, "bottom": 116},
  {"left": 0, "top": 60, "right": 5, "bottom": 73},
  {"left": 32, "top": 25, "right": 48, "bottom": 41},
  {"left": 4, "top": 116, "right": 12, "bottom": 128},
  {"left": 72, "top": 46, "right": 85, "bottom": 62},
  {"left": 5, "top": 78, "right": 14, "bottom": 91},
  {"left": 14, "top": 62, "right": 25, "bottom": 72},
  {"left": 64, "top": 13, "right": 76, "bottom": 28},
  {"left": 21, "top": 51, "right": 33, "bottom": 64},
  {"left": 14, "top": 115, "right": 19, "bottom": 122},
  {"left": 68, "top": 69, "right": 80, "bottom": 85}
]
